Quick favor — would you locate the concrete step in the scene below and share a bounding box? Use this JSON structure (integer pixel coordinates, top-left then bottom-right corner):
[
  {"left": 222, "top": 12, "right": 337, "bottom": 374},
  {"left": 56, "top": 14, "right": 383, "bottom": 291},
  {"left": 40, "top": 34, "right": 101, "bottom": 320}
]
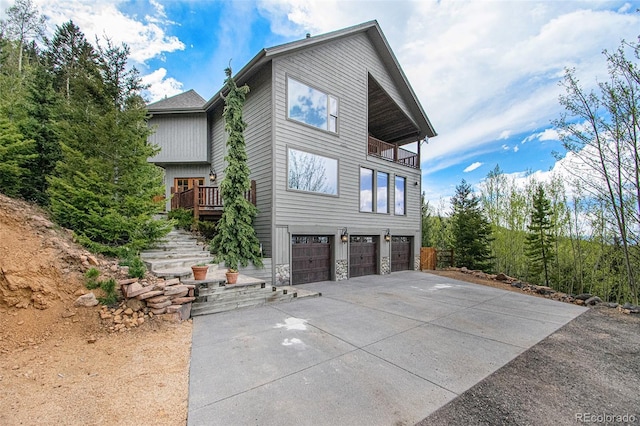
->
[
  {"left": 144, "top": 256, "right": 215, "bottom": 270},
  {"left": 140, "top": 250, "right": 211, "bottom": 260},
  {"left": 191, "top": 290, "right": 297, "bottom": 317}
]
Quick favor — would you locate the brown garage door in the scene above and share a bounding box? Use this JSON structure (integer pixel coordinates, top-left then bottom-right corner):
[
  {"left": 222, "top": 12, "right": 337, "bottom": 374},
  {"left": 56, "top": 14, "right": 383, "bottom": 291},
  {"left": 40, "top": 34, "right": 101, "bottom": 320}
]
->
[
  {"left": 391, "top": 236, "right": 412, "bottom": 272},
  {"left": 291, "top": 236, "right": 331, "bottom": 284},
  {"left": 349, "top": 236, "right": 377, "bottom": 277}
]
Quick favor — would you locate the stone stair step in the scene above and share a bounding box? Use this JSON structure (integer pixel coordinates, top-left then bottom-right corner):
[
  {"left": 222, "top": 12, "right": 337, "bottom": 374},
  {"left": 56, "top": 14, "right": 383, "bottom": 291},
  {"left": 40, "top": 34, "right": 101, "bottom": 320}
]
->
[
  {"left": 191, "top": 292, "right": 297, "bottom": 316},
  {"left": 152, "top": 268, "right": 193, "bottom": 279},
  {"left": 145, "top": 257, "right": 215, "bottom": 270},
  {"left": 140, "top": 250, "right": 211, "bottom": 260}
]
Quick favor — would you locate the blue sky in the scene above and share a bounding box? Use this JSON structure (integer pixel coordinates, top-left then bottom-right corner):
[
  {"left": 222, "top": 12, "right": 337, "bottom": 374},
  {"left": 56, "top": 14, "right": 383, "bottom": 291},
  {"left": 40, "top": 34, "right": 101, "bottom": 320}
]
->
[{"left": 2, "top": 0, "right": 640, "bottom": 208}]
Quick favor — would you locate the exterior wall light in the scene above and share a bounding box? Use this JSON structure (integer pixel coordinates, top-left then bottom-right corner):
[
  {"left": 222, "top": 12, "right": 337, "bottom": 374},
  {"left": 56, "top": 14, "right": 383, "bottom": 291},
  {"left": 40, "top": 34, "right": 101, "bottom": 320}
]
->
[
  {"left": 209, "top": 167, "right": 217, "bottom": 182},
  {"left": 384, "top": 229, "right": 391, "bottom": 242},
  {"left": 341, "top": 228, "right": 349, "bottom": 243}
]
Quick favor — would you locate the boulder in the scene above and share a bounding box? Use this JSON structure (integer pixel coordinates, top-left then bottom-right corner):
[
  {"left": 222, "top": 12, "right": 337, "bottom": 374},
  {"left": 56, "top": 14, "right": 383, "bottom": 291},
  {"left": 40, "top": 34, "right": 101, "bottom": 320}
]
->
[
  {"left": 575, "top": 293, "right": 593, "bottom": 301},
  {"left": 74, "top": 293, "right": 98, "bottom": 307},
  {"left": 584, "top": 296, "right": 602, "bottom": 306},
  {"left": 125, "top": 298, "right": 145, "bottom": 312}
]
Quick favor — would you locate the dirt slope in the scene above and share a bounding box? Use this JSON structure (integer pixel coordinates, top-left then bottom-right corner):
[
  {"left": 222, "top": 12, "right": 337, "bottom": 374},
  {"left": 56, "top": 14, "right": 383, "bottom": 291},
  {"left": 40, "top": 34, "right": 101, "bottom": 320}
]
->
[{"left": 0, "top": 194, "right": 191, "bottom": 425}]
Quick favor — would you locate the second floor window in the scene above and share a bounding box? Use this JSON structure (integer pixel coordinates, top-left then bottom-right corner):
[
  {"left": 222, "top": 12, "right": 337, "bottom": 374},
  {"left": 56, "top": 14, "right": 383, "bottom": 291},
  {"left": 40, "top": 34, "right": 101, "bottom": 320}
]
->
[{"left": 287, "top": 77, "right": 338, "bottom": 133}]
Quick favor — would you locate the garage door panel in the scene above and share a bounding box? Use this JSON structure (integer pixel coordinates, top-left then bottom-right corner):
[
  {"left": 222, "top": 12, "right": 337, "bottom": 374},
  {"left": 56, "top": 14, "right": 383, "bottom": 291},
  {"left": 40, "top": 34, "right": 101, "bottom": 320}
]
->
[
  {"left": 391, "top": 236, "right": 411, "bottom": 272},
  {"left": 292, "top": 236, "right": 331, "bottom": 284},
  {"left": 350, "top": 236, "right": 377, "bottom": 278}
]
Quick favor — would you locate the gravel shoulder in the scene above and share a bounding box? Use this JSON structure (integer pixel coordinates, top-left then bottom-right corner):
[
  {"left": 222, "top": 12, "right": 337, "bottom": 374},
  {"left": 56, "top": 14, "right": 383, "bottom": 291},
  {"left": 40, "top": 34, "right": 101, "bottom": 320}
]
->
[{"left": 418, "top": 276, "right": 640, "bottom": 426}]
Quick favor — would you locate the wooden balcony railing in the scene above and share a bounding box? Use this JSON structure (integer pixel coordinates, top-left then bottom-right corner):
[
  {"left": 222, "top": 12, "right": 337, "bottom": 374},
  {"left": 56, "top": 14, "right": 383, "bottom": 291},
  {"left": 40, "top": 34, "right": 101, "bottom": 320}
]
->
[
  {"left": 171, "top": 180, "right": 256, "bottom": 220},
  {"left": 368, "top": 135, "right": 419, "bottom": 168}
]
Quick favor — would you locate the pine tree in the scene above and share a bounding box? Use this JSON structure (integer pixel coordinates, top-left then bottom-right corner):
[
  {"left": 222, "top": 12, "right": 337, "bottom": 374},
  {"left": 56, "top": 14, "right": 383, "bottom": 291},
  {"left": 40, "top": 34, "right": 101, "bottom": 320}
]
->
[
  {"left": 451, "top": 179, "right": 493, "bottom": 271},
  {"left": 210, "top": 67, "right": 262, "bottom": 271},
  {"left": 47, "top": 25, "right": 168, "bottom": 255},
  {"left": 0, "top": 116, "right": 35, "bottom": 197},
  {"left": 525, "top": 185, "right": 555, "bottom": 287}
]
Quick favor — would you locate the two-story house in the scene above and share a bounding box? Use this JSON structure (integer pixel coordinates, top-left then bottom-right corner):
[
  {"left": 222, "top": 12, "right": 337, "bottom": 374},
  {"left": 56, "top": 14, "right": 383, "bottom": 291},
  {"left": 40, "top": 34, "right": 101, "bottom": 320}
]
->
[{"left": 147, "top": 20, "right": 436, "bottom": 286}]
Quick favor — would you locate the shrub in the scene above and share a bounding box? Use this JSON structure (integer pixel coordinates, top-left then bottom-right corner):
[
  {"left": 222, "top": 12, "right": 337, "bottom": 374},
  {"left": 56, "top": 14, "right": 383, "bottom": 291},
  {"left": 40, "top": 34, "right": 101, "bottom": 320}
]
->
[
  {"left": 168, "top": 208, "right": 194, "bottom": 231},
  {"left": 119, "top": 255, "right": 147, "bottom": 279},
  {"left": 85, "top": 267, "right": 100, "bottom": 289},
  {"left": 197, "top": 220, "right": 217, "bottom": 240},
  {"left": 97, "top": 278, "right": 118, "bottom": 306}
]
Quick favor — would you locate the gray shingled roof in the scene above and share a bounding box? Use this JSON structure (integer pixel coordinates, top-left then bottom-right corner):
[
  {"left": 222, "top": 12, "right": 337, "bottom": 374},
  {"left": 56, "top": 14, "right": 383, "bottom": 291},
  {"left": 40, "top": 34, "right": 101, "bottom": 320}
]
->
[{"left": 147, "top": 89, "right": 206, "bottom": 111}]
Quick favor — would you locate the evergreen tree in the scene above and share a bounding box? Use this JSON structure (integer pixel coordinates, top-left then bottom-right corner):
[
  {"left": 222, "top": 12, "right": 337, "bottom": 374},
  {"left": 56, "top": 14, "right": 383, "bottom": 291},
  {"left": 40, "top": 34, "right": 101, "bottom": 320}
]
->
[
  {"left": 19, "top": 65, "right": 61, "bottom": 204},
  {"left": 525, "top": 184, "right": 555, "bottom": 287},
  {"left": 451, "top": 179, "right": 493, "bottom": 271},
  {"left": 210, "top": 67, "right": 262, "bottom": 271},
  {"left": 47, "top": 24, "right": 168, "bottom": 255},
  {"left": 0, "top": 116, "right": 35, "bottom": 197}
]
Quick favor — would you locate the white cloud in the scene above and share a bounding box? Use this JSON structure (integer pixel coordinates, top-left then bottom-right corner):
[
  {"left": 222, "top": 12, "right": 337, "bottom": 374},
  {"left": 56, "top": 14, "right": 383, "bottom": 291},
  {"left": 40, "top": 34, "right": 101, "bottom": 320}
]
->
[
  {"left": 523, "top": 127, "right": 561, "bottom": 144},
  {"left": 513, "top": 145, "right": 519, "bottom": 153},
  {"left": 32, "top": 0, "right": 184, "bottom": 64},
  {"left": 498, "top": 130, "right": 511, "bottom": 140},
  {"left": 141, "top": 68, "right": 183, "bottom": 102},
  {"left": 463, "top": 162, "right": 483, "bottom": 173}
]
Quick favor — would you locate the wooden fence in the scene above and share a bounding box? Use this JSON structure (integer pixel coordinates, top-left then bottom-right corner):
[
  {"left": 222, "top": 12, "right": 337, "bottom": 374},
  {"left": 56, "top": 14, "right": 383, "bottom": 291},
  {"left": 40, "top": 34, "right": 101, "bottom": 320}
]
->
[{"left": 420, "top": 248, "right": 455, "bottom": 270}]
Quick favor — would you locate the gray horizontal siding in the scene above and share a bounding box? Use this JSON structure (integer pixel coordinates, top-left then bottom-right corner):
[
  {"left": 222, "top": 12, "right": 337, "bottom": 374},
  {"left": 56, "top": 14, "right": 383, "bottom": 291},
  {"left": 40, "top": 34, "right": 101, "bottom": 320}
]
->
[
  {"left": 272, "top": 32, "right": 422, "bottom": 235},
  {"left": 149, "top": 113, "right": 208, "bottom": 164}
]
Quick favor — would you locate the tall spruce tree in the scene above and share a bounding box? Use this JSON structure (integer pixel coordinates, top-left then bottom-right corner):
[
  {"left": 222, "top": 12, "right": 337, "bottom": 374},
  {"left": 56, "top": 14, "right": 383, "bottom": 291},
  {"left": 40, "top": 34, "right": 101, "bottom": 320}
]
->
[
  {"left": 451, "top": 179, "right": 493, "bottom": 271},
  {"left": 525, "top": 184, "right": 555, "bottom": 287},
  {"left": 0, "top": 115, "right": 35, "bottom": 197},
  {"left": 210, "top": 67, "right": 262, "bottom": 271},
  {"left": 46, "top": 23, "right": 168, "bottom": 255}
]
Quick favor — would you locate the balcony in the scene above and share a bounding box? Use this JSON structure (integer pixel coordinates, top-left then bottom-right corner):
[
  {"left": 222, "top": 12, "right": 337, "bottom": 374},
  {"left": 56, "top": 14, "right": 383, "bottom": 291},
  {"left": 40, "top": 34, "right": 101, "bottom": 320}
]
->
[
  {"left": 171, "top": 180, "right": 256, "bottom": 220},
  {"left": 367, "top": 136, "right": 419, "bottom": 168}
]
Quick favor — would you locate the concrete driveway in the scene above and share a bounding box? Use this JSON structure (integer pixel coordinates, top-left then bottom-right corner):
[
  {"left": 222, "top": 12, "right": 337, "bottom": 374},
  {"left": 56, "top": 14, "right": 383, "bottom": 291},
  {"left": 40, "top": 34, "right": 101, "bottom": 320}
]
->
[{"left": 187, "top": 271, "right": 586, "bottom": 426}]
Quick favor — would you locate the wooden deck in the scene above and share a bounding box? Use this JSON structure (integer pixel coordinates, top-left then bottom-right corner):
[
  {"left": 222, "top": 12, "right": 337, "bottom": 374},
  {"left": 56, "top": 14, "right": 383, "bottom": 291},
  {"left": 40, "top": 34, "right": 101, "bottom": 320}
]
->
[
  {"left": 367, "top": 135, "right": 419, "bottom": 168},
  {"left": 171, "top": 180, "right": 256, "bottom": 220}
]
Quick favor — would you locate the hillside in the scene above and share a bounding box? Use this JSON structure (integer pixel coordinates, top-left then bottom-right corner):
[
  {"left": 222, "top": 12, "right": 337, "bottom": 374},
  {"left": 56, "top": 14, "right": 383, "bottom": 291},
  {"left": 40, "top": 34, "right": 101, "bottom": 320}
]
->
[{"left": 0, "top": 194, "right": 191, "bottom": 425}]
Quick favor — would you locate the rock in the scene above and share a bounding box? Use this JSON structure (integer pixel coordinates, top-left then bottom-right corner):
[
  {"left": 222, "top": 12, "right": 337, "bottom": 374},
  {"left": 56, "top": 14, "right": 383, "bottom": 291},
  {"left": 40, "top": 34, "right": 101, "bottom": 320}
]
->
[
  {"left": 575, "top": 299, "right": 585, "bottom": 306},
  {"left": 575, "top": 293, "right": 592, "bottom": 301},
  {"left": 606, "top": 302, "right": 619, "bottom": 308},
  {"left": 460, "top": 267, "right": 468, "bottom": 273},
  {"left": 125, "top": 298, "right": 145, "bottom": 312},
  {"left": 123, "top": 282, "right": 154, "bottom": 298},
  {"left": 585, "top": 296, "right": 602, "bottom": 306},
  {"left": 511, "top": 281, "right": 523, "bottom": 288},
  {"left": 149, "top": 307, "right": 167, "bottom": 315},
  {"left": 87, "top": 335, "right": 97, "bottom": 344},
  {"left": 61, "top": 310, "right": 76, "bottom": 318},
  {"left": 164, "top": 278, "right": 181, "bottom": 286},
  {"left": 74, "top": 288, "right": 87, "bottom": 297},
  {"left": 164, "top": 285, "right": 188, "bottom": 298},
  {"left": 123, "top": 307, "right": 134, "bottom": 316},
  {"left": 74, "top": 293, "right": 99, "bottom": 307},
  {"left": 110, "top": 265, "right": 118, "bottom": 272},
  {"left": 147, "top": 299, "right": 172, "bottom": 309},
  {"left": 495, "top": 273, "right": 513, "bottom": 282},
  {"left": 137, "top": 317, "right": 145, "bottom": 326},
  {"left": 100, "top": 312, "right": 113, "bottom": 320},
  {"left": 87, "top": 255, "right": 99, "bottom": 266},
  {"left": 536, "top": 286, "right": 555, "bottom": 295},
  {"left": 136, "top": 290, "right": 164, "bottom": 300},
  {"left": 147, "top": 295, "right": 169, "bottom": 304}
]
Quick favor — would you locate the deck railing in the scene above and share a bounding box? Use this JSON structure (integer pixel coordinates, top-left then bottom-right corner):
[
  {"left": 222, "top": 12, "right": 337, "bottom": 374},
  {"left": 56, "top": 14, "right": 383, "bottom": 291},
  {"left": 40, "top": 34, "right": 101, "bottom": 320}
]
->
[
  {"left": 171, "top": 180, "right": 256, "bottom": 219},
  {"left": 368, "top": 135, "right": 419, "bottom": 168}
]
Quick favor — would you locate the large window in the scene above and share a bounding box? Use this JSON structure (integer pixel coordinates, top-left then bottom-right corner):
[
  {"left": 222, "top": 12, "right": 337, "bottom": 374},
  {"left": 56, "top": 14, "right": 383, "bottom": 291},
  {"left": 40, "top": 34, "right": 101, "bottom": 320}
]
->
[
  {"left": 288, "top": 148, "right": 338, "bottom": 195},
  {"left": 377, "top": 171, "right": 388, "bottom": 214},
  {"left": 287, "top": 77, "right": 338, "bottom": 132},
  {"left": 360, "top": 168, "right": 390, "bottom": 214},
  {"left": 395, "top": 176, "right": 406, "bottom": 215},
  {"left": 360, "top": 168, "right": 373, "bottom": 212}
]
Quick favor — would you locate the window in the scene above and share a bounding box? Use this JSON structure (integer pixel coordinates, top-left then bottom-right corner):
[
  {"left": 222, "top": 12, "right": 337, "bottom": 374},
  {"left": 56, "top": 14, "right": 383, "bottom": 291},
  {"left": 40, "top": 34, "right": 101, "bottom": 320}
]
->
[
  {"left": 287, "top": 77, "right": 338, "bottom": 132},
  {"left": 360, "top": 168, "right": 390, "bottom": 214},
  {"left": 395, "top": 176, "right": 406, "bottom": 215},
  {"left": 174, "top": 177, "right": 204, "bottom": 193},
  {"left": 288, "top": 148, "right": 338, "bottom": 195},
  {"left": 360, "top": 168, "right": 373, "bottom": 212},
  {"left": 377, "top": 171, "right": 388, "bottom": 214}
]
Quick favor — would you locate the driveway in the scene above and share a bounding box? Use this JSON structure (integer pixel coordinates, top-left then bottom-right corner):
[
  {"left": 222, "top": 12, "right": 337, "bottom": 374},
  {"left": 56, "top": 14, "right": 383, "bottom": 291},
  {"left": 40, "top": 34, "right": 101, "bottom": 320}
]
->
[{"left": 187, "top": 271, "right": 586, "bottom": 425}]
